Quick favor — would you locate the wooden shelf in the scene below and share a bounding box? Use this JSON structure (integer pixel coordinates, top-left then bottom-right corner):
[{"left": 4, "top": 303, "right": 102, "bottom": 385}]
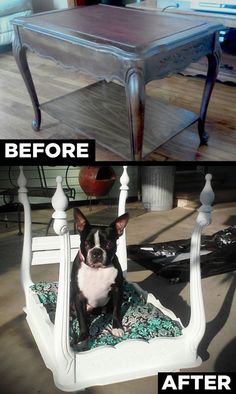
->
[{"left": 40, "top": 81, "right": 198, "bottom": 160}]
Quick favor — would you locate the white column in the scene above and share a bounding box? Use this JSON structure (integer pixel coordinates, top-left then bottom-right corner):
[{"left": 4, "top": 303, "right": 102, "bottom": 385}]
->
[
  {"left": 52, "top": 176, "right": 74, "bottom": 378},
  {"left": 116, "top": 166, "right": 129, "bottom": 274},
  {"left": 184, "top": 174, "right": 215, "bottom": 353},
  {"left": 142, "top": 166, "right": 175, "bottom": 211},
  {"left": 18, "top": 166, "right": 33, "bottom": 301}
]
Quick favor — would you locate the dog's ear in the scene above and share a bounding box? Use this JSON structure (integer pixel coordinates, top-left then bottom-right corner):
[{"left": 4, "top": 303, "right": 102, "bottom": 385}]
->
[
  {"left": 110, "top": 213, "right": 129, "bottom": 237},
  {"left": 74, "top": 208, "right": 90, "bottom": 233}
]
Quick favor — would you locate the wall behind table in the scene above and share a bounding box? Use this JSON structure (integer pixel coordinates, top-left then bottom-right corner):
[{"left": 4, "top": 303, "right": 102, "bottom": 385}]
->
[
  {"left": 0, "top": 166, "right": 138, "bottom": 206},
  {"left": 32, "top": 0, "right": 68, "bottom": 12}
]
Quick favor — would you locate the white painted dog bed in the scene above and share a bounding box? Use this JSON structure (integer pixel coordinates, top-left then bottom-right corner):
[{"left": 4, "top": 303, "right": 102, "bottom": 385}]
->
[{"left": 18, "top": 166, "right": 214, "bottom": 391}]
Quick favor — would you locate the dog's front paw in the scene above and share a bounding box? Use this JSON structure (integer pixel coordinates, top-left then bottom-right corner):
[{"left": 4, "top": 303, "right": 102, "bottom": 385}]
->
[
  {"left": 74, "top": 340, "right": 88, "bottom": 351},
  {"left": 71, "top": 331, "right": 88, "bottom": 350},
  {"left": 112, "top": 328, "right": 124, "bottom": 337},
  {"left": 73, "top": 334, "right": 88, "bottom": 351}
]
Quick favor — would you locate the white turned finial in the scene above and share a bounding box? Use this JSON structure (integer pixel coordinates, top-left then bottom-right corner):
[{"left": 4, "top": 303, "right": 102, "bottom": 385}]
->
[
  {"left": 198, "top": 174, "right": 215, "bottom": 224},
  {"left": 120, "top": 166, "right": 129, "bottom": 191},
  {"left": 52, "top": 176, "right": 68, "bottom": 235},
  {"left": 17, "top": 166, "right": 27, "bottom": 192},
  {"left": 200, "top": 174, "right": 214, "bottom": 207}
]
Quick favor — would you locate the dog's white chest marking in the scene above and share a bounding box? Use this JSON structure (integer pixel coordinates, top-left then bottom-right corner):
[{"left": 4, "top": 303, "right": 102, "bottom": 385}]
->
[{"left": 78, "top": 263, "right": 118, "bottom": 308}]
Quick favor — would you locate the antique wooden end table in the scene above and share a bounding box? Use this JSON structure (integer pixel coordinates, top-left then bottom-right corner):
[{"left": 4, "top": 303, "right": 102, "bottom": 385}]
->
[{"left": 12, "top": 4, "right": 223, "bottom": 160}]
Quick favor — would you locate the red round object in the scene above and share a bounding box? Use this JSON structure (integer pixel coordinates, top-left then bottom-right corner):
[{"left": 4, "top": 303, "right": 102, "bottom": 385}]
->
[{"left": 79, "top": 166, "right": 116, "bottom": 197}]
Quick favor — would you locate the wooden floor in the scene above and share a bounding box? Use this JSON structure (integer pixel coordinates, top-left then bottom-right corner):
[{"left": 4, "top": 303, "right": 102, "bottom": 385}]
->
[{"left": 0, "top": 50, "right": 236, "bottom": 161}]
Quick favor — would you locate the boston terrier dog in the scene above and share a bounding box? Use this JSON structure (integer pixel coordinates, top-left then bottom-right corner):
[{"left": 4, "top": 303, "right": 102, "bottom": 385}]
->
[{"left": 70, "top": 208, "right": 129, "bottom": 345}]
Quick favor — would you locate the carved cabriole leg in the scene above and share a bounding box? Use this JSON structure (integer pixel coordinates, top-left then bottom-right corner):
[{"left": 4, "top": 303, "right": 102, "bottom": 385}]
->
[
  {"left": 13, "top": 26, "right": 41, "bottom": 131},
  {"left": 125, "top": 68, "right": 145, "bottom": 161},
  {"left": 198, "top": 34, "right": 221, "bottom": 145}
]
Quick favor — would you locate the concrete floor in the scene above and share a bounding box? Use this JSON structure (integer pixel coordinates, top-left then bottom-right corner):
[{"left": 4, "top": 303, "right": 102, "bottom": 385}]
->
[{"left": 0, "top": 202, "right": 235, "bottom": 393}]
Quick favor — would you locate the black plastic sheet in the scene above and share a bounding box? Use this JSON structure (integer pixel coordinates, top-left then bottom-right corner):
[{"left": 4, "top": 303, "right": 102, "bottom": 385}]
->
[{"left": 127, "top": 226, "right": 236, "bottom": 283}]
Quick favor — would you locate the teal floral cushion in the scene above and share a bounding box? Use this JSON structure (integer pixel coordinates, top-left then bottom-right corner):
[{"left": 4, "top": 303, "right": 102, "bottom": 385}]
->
[{"left": 31, "top": 281, "right": 182, "bottom": 351}]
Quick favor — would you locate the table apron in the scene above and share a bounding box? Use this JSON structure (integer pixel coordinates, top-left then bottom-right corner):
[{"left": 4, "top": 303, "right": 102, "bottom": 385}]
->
[
  {"left": 16, "top": 28, "right": 218, "bottom": 86},
  {"left": 17, "top": 28, "right": 146, "bottom": 84},
  {"left": 144, "top": 34, "right": 216, "bottom": 83}
]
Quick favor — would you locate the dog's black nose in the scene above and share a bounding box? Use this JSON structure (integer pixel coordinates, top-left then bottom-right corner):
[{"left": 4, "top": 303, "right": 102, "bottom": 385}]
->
[{"left": 92, "top": 248, "right": 103, "bottom": 259}]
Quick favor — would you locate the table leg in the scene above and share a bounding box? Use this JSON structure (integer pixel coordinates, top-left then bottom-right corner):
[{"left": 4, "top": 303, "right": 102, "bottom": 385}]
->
[
  {"left": 13, "top": 28, "right": 41, "bottom": 131},
  {"left": 198, "top": 37, "right": 221, "bottom": 145},
  {"left": 125, "top": 69, "right": 145, "bottom": 161}
]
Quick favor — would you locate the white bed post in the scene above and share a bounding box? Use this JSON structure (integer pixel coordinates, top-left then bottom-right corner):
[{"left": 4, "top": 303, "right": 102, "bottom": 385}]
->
[
  {"left": 51, "top": 176, "right": 74, "bottom": 382},
  {"left": 116, "top": 166, "right": 129, "bottom": 274},
  {"left": 184, "top": 174, "right": 215, "bottom": 354},
  {"left": 18, "top": 166, "right": 33, "bottom": 301}
]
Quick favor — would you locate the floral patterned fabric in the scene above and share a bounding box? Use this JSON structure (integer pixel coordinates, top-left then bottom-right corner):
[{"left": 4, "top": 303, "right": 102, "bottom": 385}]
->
[{"left": 31, "top": 281, "right": 182, "bottom": 351}]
